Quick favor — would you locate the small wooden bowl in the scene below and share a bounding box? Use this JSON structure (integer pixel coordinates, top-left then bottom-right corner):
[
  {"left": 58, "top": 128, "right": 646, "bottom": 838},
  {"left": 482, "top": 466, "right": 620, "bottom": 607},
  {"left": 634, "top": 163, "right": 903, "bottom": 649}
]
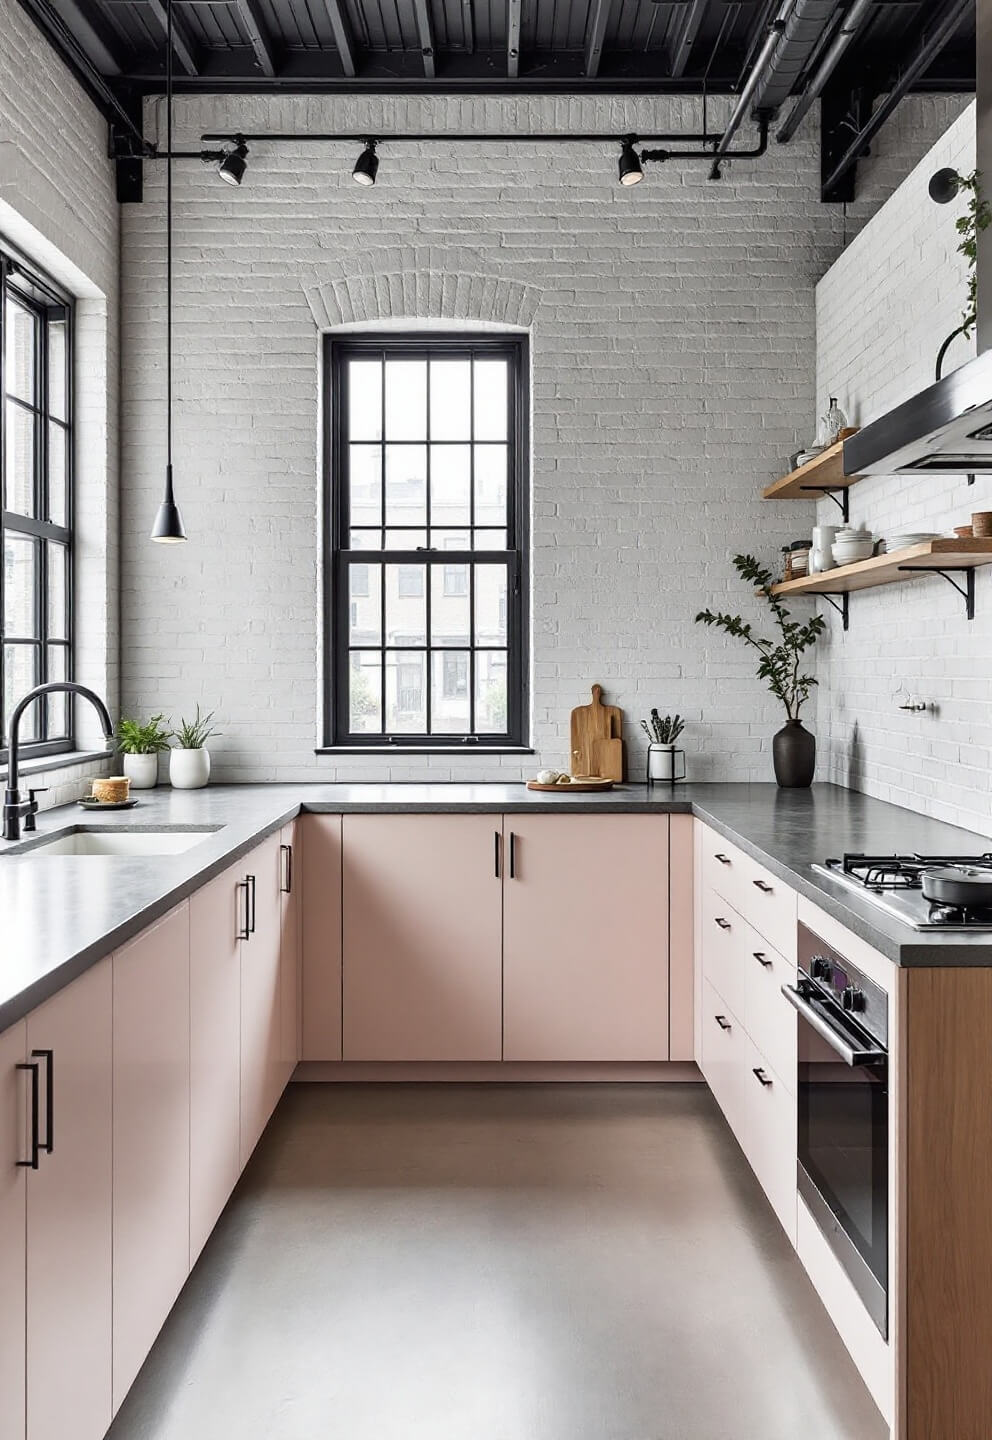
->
[
  {"left": 954, "top": 525, "right": 973, "bottom": 539},
  {"left": 91, "top": 776, "right": 130, "bottom": 804},
  {"left": 972, "top": 512, "right": 992, "bottom": 538}
]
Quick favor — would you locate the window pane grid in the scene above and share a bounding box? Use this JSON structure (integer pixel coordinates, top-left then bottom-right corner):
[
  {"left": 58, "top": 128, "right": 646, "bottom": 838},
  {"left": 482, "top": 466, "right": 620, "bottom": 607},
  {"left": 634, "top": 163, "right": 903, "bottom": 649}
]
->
[{"left": 331, "top": 338, "right": 524, "bottom": 745}]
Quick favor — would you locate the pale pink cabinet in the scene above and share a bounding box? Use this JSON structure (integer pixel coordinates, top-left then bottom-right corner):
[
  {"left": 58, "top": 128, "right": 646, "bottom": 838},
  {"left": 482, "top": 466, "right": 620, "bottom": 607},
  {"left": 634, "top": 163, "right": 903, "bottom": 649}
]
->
[
  {"left": 502, "top": 815, "right": 670, "bottom": 1061},
  {"left": 301, "top": 815, "right": 343, "bottom": 1060},
  {"left": 112, "top": 905, "right": 191, "bottom": 1411},
  {"left": 342, "top": 815, "right": 503, "bottom": 1061},
  {"left": 0, "top": 1020, "right": 27, "bottom": 1440},
  {"left": 278, "top": 819, "right": 301, "bottom": 1086},
  {"left": 25, "top": 959, "right": 113, "bottom": 1440},
  {"left": 240, "top": 830, "right": 284, "bottom": 1166},
  {"left": 189, "top": 862, "right": 243, "bottom": 1262}
]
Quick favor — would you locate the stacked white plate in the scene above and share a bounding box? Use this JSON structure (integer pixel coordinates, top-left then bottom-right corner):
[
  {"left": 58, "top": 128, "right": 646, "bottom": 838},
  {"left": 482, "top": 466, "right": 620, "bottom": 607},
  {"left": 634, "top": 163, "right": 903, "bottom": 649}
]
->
[{"left": 881, "top": 531, "right": 941, "bottom": 553}]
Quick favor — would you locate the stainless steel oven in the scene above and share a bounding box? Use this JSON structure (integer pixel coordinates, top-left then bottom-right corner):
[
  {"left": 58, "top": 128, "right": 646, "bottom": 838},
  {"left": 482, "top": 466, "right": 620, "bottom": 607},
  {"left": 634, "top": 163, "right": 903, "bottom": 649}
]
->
[{"left": 782, "top": 924, "right": 889, "bottom": 1337}]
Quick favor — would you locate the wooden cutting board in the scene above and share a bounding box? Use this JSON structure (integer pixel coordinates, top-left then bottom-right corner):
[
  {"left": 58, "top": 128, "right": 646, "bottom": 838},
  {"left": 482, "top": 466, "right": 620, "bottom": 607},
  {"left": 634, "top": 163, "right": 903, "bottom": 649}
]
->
[{"left": 570, "top": 684, "right": 624, "bottom": 781}]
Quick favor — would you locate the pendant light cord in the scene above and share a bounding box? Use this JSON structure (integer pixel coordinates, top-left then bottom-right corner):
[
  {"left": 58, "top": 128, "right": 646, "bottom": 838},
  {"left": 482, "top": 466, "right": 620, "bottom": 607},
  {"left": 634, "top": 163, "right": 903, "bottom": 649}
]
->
[{"left": 166, "top": 0, "right": 173, "bottom": 479}]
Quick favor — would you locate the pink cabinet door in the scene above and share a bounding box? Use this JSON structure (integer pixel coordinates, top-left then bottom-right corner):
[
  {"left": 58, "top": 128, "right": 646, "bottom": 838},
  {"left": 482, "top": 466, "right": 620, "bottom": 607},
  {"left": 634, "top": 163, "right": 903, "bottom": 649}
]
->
[
  {"left": 112, "top": 905, "right": 191, "bottom": 1411},
  {"left": 342, "top": 815, "right": 503, "bottom": 1061},
  {"left": 669, "top": 814, "right": 695, "bottom": 1061},
  {"left": 301, "top": 815, "right": 342, "bottom": 1060},
  {"left": 240, "top": 831, "right": 284, "bottom": 1166},
  {"left": 26, "top": 960, "right": 113, "bottom": 1440},
  {"left": 278, "top": 820, "right": 301, "bottom": 1085},
  {"left": 0, "top": 1020, "right": 27, "bottom": 1440},
  {"left": 502, "top": 815, "right": 670, "bottom": 1061},
  {"left": 189, "top": 863, "right": 243, "bottom": 1262}
]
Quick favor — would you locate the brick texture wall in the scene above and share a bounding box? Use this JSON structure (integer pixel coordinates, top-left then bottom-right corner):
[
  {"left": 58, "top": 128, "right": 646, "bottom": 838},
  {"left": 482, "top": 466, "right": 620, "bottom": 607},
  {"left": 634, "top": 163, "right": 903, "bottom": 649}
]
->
[
  {"left": 814, "top": 103, "right": 992, "bottom": 835},
  {"left": 119, "top": 91, "right": 966, "bottom": 785}
]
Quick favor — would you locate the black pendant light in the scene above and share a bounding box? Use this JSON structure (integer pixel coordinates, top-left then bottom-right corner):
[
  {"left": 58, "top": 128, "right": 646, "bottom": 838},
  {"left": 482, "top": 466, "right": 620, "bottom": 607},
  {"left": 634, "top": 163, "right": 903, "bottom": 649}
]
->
[{"left": 151, "top": 0, "right": 186, "bottom": 543}]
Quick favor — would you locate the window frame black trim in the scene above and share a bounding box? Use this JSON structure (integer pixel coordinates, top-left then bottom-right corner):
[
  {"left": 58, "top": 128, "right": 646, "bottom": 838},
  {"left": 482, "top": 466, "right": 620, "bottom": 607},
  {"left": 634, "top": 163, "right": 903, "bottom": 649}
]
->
[
  {"left": 323, "top": 331, "right": 529, "bottom": 749},
  {"left": 0, "top": 243, "right": 75, "bottom": 764}
]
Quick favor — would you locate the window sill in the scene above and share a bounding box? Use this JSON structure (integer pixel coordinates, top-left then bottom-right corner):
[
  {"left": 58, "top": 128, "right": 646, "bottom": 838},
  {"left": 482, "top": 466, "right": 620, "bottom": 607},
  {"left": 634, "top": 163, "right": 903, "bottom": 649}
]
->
[
  {"left": 4, "top": 747, "right": 113, "bottom": 780},
  {"left": 315, "top": 746, "right": 535, "bottom": 756}
]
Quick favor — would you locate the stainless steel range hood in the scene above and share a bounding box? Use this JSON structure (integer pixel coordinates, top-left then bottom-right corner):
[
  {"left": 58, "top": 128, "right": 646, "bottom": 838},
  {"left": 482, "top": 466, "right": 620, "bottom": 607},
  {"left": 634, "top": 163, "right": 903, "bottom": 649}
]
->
[{"left": 843, "top": 349, "right": 992, "bottom": 477}]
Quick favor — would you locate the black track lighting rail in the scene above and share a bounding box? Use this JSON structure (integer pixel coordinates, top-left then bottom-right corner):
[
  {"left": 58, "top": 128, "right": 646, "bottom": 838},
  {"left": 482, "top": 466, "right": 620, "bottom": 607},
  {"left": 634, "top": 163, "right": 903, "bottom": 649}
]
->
[{"left": 198, "top": 130, "right": 722, "bottom": 145}]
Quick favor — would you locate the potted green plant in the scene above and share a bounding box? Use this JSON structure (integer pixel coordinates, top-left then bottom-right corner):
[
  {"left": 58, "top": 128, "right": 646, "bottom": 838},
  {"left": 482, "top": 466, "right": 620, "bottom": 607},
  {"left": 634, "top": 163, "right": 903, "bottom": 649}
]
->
[
  {"left": 695, "top": 554, "right": 826, "bottom": 787},
  {"left": 934, "top": 168, "right": 991, "bottom": 379},
  {"left": 169, "top": 706, "right": 219, "bottom": 790},
  {"left": 640, "top": 710, "right": 685, "bottom": 782},
  {"left": 117, "top": 714, "right": 172, "bottom": 789}
]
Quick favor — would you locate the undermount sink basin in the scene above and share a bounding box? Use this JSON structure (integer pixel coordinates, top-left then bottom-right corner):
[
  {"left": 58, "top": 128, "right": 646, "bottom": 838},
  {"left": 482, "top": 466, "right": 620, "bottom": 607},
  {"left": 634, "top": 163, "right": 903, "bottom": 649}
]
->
[{"left": 15, "top": 826, "right": 221, "bottom": 857}]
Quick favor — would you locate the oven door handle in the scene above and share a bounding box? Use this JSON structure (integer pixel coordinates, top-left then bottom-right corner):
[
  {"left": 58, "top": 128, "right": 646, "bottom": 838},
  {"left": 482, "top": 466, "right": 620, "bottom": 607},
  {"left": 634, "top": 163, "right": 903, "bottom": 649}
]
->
[{"left": 781, "top": 984, "right": 887, "bottom": 1067}]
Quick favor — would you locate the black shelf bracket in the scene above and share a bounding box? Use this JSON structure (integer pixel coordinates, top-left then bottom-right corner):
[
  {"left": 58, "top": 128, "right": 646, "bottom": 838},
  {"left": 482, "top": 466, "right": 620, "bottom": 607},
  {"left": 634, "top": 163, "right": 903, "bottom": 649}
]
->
[
  {"left": 897, "top": 565, "right": 976, "bottom": 620},
  {"left": 818, "top": 592, "right": 849, "bottom": 631},
  {"left": 799, "top": 484, "right": 849, "bottom": 524}
]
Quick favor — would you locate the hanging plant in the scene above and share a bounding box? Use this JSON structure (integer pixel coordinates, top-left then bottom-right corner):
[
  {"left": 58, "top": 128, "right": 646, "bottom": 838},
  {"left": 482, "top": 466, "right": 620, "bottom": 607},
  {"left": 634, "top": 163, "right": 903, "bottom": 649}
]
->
[{"left": 936, "top": 169, "right": 992, "bottom": 380}]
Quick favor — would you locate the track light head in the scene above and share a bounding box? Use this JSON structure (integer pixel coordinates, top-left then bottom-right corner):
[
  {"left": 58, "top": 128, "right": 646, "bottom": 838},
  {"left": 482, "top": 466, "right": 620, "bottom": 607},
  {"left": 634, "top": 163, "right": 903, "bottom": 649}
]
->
[
  {"left": 218, "top": 137, "right": 249, "bottom": 186},
  {"left": 618, "top": 137, "right": 643, "bottom": 187},
  {"left": 353, "top": 140, "right": 379, "bottom": 187},
  {"left": 928, "top": 167, "right": 961, "bottom": 205}
]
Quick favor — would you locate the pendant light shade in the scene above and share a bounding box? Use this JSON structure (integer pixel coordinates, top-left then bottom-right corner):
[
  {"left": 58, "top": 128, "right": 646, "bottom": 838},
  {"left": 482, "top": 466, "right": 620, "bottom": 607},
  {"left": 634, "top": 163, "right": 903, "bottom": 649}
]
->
[{"left": 151, "top": 0, "right": 187, "bottom": 544}]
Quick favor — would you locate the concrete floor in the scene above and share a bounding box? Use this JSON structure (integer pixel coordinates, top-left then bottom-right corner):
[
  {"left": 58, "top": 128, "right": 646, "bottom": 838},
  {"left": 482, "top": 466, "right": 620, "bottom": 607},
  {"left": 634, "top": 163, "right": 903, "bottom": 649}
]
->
[{"left": 108, "top": 1083, "right": 886, "bottom": 1440}]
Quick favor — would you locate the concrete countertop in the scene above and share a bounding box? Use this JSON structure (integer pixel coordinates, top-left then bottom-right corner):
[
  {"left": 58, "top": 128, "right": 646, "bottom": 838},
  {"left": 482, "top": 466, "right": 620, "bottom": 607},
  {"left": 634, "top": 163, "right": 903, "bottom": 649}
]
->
[{"left": 3, "top": 780, "right": 992, "bottom": 1034}]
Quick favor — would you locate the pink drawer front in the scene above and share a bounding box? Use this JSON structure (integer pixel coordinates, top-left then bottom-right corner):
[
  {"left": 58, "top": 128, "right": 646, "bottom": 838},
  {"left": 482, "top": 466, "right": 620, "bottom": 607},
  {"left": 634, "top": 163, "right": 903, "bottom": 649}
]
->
[
  {"left": 700, "top": 890, "right": 747, "bottom": 1024},
  {"left": 700, "top": 830, "right": 750, "bottom": 913},
  {"left": 741, "top": 918, "right": 797, "bottom": 1095},
  {"left": 700, "top": 978, "right": 746, "bottom": 1141},
  {"left": 734, "top": 852, "right": 798, "bottom": 961},
  {"left": 742, "top": 1036, "right": 797, "bottom": 1244}
]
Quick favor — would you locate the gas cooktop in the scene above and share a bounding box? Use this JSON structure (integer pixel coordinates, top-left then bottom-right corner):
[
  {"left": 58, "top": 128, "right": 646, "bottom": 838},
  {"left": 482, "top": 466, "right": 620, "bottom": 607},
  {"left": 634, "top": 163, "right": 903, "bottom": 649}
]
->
[{"left": 813, "top": 853, "right": 992, "bottom": 931}]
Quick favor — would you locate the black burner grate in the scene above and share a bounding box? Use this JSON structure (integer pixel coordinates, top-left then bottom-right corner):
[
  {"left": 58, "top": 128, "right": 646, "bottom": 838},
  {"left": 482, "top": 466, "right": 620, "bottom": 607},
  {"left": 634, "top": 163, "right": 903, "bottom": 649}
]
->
[{"left": 828, "top": 852, "right": 992, "bottom": 892}]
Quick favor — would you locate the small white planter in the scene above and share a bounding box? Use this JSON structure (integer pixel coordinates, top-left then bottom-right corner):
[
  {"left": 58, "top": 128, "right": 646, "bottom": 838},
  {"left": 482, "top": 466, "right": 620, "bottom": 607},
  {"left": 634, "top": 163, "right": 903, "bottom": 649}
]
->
[
  {"left": 170, "top": 747, "right": 211, "bottom": 790},
  {"left": 122, "top": 752, "right": 160, "bottom": 789},
  {"left": 647, "top": 743, "right": 685, "bottom": 783}
]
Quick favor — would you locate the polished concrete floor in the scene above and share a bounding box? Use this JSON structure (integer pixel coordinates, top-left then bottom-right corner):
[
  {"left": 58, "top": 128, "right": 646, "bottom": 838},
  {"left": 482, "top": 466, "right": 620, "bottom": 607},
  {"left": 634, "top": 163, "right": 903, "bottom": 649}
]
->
[{"left": 108, "top": 1083, "right": 886, "bottom": 1440}]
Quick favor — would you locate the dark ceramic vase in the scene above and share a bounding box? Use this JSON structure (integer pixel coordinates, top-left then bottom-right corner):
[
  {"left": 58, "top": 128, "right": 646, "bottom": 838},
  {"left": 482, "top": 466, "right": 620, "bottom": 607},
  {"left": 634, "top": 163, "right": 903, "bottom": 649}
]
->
[{"left": 773, "top": 718, "right": 815, "bottom": 788}]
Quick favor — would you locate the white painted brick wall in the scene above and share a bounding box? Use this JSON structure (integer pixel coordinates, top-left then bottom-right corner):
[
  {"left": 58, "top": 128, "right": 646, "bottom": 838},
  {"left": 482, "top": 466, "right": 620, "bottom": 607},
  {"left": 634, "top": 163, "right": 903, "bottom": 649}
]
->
[
  {"left": 0, "top": 0, "right": 120, "bottom": 804},
  {"left": 814, "top": 103, "right": 992, "bottom": 836},
  {"left": 118, "top": 91, "right": 965, "bottom": 785}
]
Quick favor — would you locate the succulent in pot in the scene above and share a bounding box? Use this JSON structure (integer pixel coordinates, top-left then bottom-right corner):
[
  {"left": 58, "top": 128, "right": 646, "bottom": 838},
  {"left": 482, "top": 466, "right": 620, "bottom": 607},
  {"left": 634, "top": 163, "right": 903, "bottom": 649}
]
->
[
  {"left": 169, "top": 706, "right": 219, "bottom": 790},
  {"left": 116, "top": 714, "right": 172, "bottom": 789}
]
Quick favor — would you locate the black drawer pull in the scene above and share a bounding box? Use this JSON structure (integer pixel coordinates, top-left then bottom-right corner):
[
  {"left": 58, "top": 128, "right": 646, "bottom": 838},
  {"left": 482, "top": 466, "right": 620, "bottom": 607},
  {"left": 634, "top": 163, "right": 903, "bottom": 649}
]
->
[
  {"left": 714, "top": 916, "right": 732, "bottom": 931},
  {"left": 753, "top": 952, "right": 773, "bottom": 968},
  {"left": 280, "top": 843, "right": 293, "bottom": 894},
  {"left": 494, "top": 830, "right": 501, "bottom": 878},
  {"left": 509, "top": 832, "right": 517, "bottom": 879},
  {"left": 236, "top": 879, "right": 250, "bottom": 941},
  {"left": 16, "top": 1060, "right": 40, "bottom": 1169},
  {"left": 752, "top": 879, "right": 774, "bottom": 894},
  {"left": 247, "top": 874, "right": 256, "bottom": 934},
  {"left": 752, "top": 1067, "right": 773, "bottom": 1088},
  {"left": 34, "top": 1049, "right": 54, "bottom": 1155},
  {"left": 715, "top": 1015, "right": 732, "bottom": 1032},
  {"left": 714, "top": 853, "right": 731, "bottom": 866}
]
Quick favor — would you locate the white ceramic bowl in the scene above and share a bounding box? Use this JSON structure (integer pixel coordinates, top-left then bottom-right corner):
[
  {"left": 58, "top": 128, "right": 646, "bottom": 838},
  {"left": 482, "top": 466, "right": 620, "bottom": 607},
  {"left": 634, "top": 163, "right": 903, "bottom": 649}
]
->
[
  {"left": 883, "top": 532, "right": 940, "bottom": 552},
  {"left": 832, "top": 541, "right": 874, "bottom": 565}
]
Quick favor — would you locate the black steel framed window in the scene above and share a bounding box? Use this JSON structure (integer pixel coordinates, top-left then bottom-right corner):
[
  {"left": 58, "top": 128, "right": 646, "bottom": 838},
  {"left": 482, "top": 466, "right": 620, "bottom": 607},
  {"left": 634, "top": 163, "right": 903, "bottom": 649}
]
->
[
  {"left": 325, "top": 334, "right": 528, "bottom": 747},
  {"left": 1, "top": 247, "right": 73, "bottom": 759}
]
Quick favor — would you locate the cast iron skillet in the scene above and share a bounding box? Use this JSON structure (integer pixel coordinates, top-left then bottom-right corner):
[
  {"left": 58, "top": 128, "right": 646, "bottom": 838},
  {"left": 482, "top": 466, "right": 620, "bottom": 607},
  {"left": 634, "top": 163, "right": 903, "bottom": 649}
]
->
[{"left": 921, "top": 865, "right": 992, "bottom": 907}]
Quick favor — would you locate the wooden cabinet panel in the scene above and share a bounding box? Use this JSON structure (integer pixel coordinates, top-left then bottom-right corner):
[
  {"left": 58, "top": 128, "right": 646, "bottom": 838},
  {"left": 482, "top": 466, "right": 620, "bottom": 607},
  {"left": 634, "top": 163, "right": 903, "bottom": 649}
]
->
[
  {"left": 502, "top": 815, "right": 669, "bottom": 1061},
  {"left": 278, "top": 820, "right": 301, "bottom": 1086},
  {"left": 112, "top": 905, "right": 191, "bottom": 1411},
  {"left": 301, "top": 815, "right": 342, "bottom": 1060},
  {"left": 25, "top": 960, "right": 113, "bottom": 1440},
  {"left": 189, "top": 864, "right": 243, "bottom": 1263},
  {"left": 0, "top": 1020, "right": 27, "bottom": 1440},
  {"left": 342, "top": 815, "right": 503, "bottom": 1061},
  {"left": 240, "top": 831, "right": 284, "bottom": 1167}
]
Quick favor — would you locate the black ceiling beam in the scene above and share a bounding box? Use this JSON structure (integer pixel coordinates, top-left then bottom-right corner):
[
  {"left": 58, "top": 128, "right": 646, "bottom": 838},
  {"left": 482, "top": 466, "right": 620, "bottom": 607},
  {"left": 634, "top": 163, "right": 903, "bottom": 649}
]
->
[
  {"left": 507, "top": 0, "right": 521, "bottom": 78},
  {"left": 820, "top": 80, "right": 872, "bottom": 203},
  {"left": 234, "top": 0, "right": 277, "bottom": 77},
  {"left": 13, "top": 0, "right": 146, "bottom": 132},
  {"left": 144, "top": 0, "right": 199, "bottom": 75},
  {"left": 583, "top": 0, "right": 611, "bottom": 79},
  {"left": 820, "top": 0, "right": 973, "bottom": 201},
  {"left": 411, "top": 0, "right": 436, "bottom": 79},
  {"left": 319, "top": 0, "right": 358, "bottom": 77},
  {"left": 669, "top": 0, "right": 709, "bottom": 80}
]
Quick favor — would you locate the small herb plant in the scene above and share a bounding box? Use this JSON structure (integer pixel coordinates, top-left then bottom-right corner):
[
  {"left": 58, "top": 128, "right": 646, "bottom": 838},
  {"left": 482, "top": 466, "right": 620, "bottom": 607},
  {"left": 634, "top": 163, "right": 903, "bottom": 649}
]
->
[
  {"left": 173, "top": 706, "right": 219, "bottom": 750},
  {"left": 937, "top": 169, "right": 992, "bottom": 378},
  {"left": 695, "top": 554, "right": 825, "bottom": 721},
  {"left": 117, "top": 714, "right": 172, "bottom": 755},
  {"left": 641, "top": 710, "right": 685, "bottom": 745}
]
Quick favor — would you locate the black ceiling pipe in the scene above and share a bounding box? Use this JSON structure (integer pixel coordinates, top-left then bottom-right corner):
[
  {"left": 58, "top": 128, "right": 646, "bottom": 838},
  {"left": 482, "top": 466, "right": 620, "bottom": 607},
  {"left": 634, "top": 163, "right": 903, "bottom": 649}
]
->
[
  {"left": 707, "top": 0, "right": 794, "bottom": 179},
  {"left": 776, "top": 0, "right": 874, "bottom": 144}
]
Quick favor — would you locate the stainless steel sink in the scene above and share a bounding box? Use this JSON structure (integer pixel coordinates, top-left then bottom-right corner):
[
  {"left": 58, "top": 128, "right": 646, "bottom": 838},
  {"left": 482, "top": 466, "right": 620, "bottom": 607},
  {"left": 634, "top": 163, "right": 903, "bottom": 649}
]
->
[{"left": 9, "top": 826, "right": 221, "bottom": 857}]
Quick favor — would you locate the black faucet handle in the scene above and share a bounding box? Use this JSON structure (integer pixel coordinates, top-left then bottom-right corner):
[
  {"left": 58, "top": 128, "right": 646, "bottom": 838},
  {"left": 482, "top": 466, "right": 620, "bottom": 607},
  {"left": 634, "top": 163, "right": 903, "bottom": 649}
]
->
[{"left": 23, "top": 787, "right": 48, "bottom": 833}]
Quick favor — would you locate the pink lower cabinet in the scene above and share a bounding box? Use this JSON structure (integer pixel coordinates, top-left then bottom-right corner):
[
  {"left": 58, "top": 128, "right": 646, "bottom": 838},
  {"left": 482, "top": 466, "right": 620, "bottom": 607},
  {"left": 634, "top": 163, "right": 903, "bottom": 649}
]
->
[
  {"left": 112, "top": 905, "right": 191, "bottom": 1411},
  {"left": 189, "top": 864, "right": 243, "bottom": 1263},
  {"left": 25, "top": 960, "right": 113, "bottom": 1440},
  {"left": 502, "top": 815, "right": 671, "bottom": 1061},
  {"left": 240, "top": 831, "right": 285, "bottom": 1165},
  {"left": 301, "top": 815, "right": 343, "bottom": 1060},
  {"left": 278, "top": 820, "right": 301, "bottom": 1086},
  {"left": 0, "top": 1021, "right": 27, "bottom": 1440},
  {"left": 342, "top": 815, "right": 503, "bottom": 1061}
]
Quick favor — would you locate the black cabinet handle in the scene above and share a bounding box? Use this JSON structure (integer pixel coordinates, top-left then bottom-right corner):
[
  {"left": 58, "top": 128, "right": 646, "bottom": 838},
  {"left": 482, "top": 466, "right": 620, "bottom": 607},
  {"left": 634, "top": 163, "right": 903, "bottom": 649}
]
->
[
  {"left": 247, "top": 874, "right": 256, "bottom": 934},
  {"left": 237, "top": 880, "right": 250, "bottom": 941},
  {"left": 509, "top": 832, "right": 516, "bottom": 879},
  {"left": 33, "top": 1049, "right": 53, "bottom": 1155},
  {"left": 752, "top": 879, "right": 774, "bottom": 894},
  {"left": 714, "top": 916, "right": 732, "bottom": 931},
  {"left": 752, "top": 1067, "right": 773, "bottom": 1088},
  {"left": 16, "top": 1060, "right": 40, "bottom": 1169},
  {"left": 715, "top": 1015, "right": 732, "bottom": 1032},
  {"left": 494, "top": 830, "right": 501, "bottom": 879},
  {"left": 753, "top": 951, "right": 773, "bottom": 968},
  {"left": 714, "top": 853, "right": 731, "bottom": 866},
  {"left": 280, "top": 843, "right": 293, "bottom": 894}
]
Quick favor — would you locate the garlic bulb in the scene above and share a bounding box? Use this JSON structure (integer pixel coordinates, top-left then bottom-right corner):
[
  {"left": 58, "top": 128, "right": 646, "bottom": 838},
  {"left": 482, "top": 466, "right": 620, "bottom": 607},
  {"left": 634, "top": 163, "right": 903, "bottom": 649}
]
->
[{"left": 536, "top": 769, "right": 560, "bottom": 784}]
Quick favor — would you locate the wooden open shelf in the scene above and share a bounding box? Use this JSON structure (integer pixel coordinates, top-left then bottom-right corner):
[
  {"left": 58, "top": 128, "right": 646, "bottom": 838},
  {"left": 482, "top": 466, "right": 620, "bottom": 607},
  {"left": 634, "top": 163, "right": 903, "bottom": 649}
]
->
[{"left": 762, "top": 429, "right": 861, "bottom": 505}]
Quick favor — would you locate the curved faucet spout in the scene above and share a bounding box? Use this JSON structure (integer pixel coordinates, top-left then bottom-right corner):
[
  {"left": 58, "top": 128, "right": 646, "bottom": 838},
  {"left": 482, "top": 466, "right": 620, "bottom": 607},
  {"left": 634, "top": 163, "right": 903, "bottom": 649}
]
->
[{"left": 6, "top": 682, "right": 114, "bottom": 799}]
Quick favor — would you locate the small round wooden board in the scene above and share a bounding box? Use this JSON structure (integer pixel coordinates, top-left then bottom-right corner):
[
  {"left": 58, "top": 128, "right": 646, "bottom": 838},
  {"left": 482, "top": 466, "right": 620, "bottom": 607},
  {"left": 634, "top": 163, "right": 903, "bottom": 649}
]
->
[{"left": 525, "top": 777, "right": 615, "bottom": 793}]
